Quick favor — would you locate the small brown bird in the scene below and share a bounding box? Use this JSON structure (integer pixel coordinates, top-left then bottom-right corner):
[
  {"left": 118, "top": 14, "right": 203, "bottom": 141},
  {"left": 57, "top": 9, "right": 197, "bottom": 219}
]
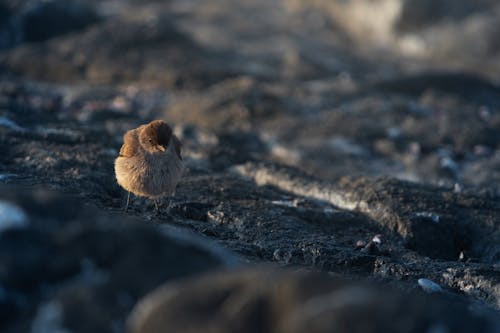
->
[{"left": 115, "top": 120, "right": 184, "bottom": 211}]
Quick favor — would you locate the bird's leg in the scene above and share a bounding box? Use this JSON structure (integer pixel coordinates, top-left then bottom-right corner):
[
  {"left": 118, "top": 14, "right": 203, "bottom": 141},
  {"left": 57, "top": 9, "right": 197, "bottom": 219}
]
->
[
  {"left": 154, "top": 198, "right": 159, "bottom": 212},
  {"left": 124, "top": 191, "right": 131, "bottom": 212}
]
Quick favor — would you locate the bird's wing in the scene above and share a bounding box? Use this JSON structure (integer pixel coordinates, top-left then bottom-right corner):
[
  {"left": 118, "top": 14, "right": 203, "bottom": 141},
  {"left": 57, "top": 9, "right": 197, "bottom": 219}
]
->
[
  {"left": 172, "top": 135, "right": 182, "bottom": 160},
  {"left": 119, "top": 129, "right": 139, "bottom": 157}
]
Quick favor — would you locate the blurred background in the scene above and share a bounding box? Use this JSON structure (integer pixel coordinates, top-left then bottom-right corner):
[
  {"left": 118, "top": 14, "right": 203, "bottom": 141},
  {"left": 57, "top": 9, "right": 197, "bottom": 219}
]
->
[{"left": 1, "top": 0, "right": 499, "bottom": 192}]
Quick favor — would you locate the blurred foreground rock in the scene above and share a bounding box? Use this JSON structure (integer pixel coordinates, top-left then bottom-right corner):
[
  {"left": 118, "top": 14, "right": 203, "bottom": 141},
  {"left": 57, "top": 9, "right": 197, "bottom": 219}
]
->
[
  {"left": 0, "top": 186, "right": 232, "bottom": 332},
  {"left": 128, "top": 268, "right": 500, "bottom": 333}
]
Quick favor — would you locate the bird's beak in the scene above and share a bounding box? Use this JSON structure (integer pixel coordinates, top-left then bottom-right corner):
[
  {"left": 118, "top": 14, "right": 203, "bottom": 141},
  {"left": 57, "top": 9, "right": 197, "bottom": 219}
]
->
[{"left": 157, "top": 145, "right": 166, "bottom": 152}]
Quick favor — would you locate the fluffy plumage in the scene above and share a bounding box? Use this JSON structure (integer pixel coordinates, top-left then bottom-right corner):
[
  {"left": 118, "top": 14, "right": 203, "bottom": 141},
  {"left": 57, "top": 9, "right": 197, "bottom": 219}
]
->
[{"left": 115, "top": 120, "right": 184, "bottom": 210}]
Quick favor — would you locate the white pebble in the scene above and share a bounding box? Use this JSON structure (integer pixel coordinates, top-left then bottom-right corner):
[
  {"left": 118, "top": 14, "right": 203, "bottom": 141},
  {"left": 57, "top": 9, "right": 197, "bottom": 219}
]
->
[
  {"left": 0, "top": 201, "right": 28, "bottom": 231},
  {"left": 372, "top": 234, "right": 382, "bottom": 244},
  {"left": 386, "top": 127, "right": 401, "bottom": 139},
  {"left": 418, "top": 278, "right": 443, "bottom": 293},
  {"left": 453, "top": 183, "right": 462, "bottom": 193}
]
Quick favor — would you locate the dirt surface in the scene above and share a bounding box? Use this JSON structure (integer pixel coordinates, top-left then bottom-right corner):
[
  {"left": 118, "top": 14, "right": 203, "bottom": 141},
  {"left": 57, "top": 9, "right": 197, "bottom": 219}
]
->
[{"left": 0, "top": 0, "right": 499, "bottom": 332}]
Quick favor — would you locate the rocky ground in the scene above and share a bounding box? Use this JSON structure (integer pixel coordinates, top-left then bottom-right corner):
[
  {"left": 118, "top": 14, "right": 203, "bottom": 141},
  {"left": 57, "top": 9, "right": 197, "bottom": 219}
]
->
[{"left": 0, "top": 0, "right": 499, "bottom": 332}]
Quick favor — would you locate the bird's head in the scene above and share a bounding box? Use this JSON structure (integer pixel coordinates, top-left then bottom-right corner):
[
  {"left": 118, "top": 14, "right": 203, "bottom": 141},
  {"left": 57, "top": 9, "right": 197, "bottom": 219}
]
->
[{"left": 139, "top": 120, "right": 173, "bottom": 153}]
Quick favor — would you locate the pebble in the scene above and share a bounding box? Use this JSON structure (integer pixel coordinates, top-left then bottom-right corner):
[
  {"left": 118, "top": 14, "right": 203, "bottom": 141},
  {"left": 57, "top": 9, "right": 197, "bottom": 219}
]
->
[
  {"left": 408, "top": 142, "right": 421, "bottom": 156},
  {"left": 453, "top": 183, "right": 462, "bottom": 193},
  {"left": 386, "top": 127, "right": 401, "bottom": 139},
  {"left": 0, "top": 201, "right": 28, "bottom": 232},
  {"left": 440, "top": 157, "right": 459, "bottom": 176},
  {"left": 372, "top": 234, "right": 382, "bottom": 244},
  {"left": 207, "top": 210, "right": 227, "bottom": 224},
  {"left": 417, "top": 278, "right": 443, "bottom": 293},
  {"left": 478, "top": 106, "right": 491, "bottom": 122},
  {"left": 473, "top": 145, "right": 491, "bottom": 156}
]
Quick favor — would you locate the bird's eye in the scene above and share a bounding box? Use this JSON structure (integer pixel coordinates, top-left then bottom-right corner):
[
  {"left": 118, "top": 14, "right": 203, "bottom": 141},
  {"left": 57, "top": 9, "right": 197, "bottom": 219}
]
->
[{"left": 148, "top": 138, "right": 153, "bottom": 143}]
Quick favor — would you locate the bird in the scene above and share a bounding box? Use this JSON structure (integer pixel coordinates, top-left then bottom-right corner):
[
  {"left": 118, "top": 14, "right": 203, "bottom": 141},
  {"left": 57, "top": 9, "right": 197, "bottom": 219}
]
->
[{"left": 114, "top": 120, "right": 184, "bottom": 211}]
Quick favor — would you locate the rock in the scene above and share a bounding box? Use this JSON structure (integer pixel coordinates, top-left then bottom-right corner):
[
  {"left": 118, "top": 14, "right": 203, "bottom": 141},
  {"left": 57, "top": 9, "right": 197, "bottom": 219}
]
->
[
  {"left": 236, "top": 163, "right": 500, "bottom": 263},
  {"left": 128, "top": 268, "right": 500, "bottom": 333},
  {"left": 418, "top": 278, "right": 443, "bottom": 293},
  {"left": 0, "top": 186, "right": 231, "bottom": 332},
  {"left": 0, "top": 200, "right": 28, "bottom": 231}
]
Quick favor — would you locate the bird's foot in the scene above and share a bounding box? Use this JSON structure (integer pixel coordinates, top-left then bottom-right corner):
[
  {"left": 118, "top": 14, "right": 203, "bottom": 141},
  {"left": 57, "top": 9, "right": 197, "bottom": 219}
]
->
[{"left": 124, "top": 191, "right": 131, "bottom": 212}]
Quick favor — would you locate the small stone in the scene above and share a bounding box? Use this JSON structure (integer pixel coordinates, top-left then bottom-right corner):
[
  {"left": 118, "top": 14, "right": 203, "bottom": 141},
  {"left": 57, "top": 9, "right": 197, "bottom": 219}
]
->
[
  {"left": 408, "top": 142, "right": 421, "bottom": 156},
  {"left": 372, "top": 234, "right": 382, "bottom": 244},
  {"left": 473, "top": 145, "right": 490, "bottom": 156},
  {"left": 111, "top": 96, "right": 130, "bottom": 112},
  {"left": 418, "top": 278, "right": 442, "bottom": 293},
  {"left": 0, "top": 201, "right": 28, "bottom": 232},
  {"left": 453, "top": 183, "right": 462, "bottom": 193},
  {"left": 207, "top": 210, "right": 226, "bottom": 224},
  {"left": 478, "top": 106, "right": 491, "bottom": 122},
  {"left": 440, "top": 157, "right": 458, "bottom": 175},
  {"left": 386, "top": 127, "right": 401, "bottom": 139}
]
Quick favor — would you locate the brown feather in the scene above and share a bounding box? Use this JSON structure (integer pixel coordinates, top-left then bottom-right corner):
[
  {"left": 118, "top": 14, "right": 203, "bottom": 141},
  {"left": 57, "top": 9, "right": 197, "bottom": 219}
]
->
[
  {"left": 150, "top": 120, "right": 172, "bottom": 147},
  {"left": 119, "top": 130, "right": 139, "bottom": 157}
]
